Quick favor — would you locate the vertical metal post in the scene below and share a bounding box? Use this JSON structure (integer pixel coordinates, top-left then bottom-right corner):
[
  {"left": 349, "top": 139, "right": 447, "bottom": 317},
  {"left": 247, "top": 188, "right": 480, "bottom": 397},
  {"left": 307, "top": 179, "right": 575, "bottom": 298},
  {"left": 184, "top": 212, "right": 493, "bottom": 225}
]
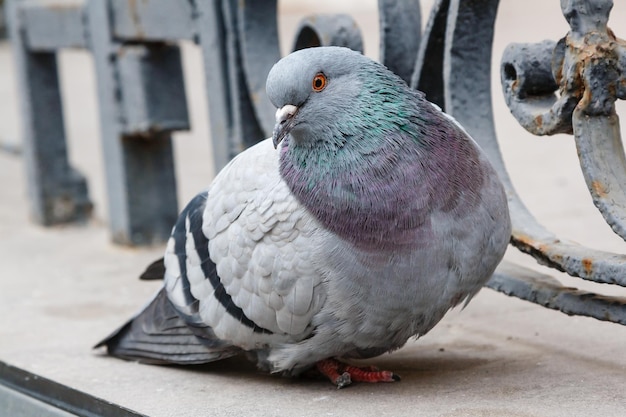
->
[
  {"left": 6, "top": 0, "right": 92, "bottom": 225},
  {"left": 194, "top": 0, "right": 269, "bottom": 172},
  {"left": 194, "top": 0, "right": 234, "bottom": 173},
  {"left": 85, "top": 0, "right": 179, "bottom": 245}
]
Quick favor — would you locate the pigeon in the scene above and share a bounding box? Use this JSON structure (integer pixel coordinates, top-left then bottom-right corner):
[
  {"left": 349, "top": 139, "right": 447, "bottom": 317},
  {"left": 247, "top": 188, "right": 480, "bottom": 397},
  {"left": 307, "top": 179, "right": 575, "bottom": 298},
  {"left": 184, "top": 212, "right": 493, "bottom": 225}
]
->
[{"left": 96, "top": 46, "right": 511, "bottom": 388}]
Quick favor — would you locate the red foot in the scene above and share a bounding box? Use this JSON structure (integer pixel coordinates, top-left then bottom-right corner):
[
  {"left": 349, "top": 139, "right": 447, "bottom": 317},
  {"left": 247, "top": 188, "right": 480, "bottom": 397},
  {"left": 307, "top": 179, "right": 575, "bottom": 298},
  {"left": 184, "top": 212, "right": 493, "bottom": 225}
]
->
[{"left": 315, "top": 358, "right": 400, "bottom": 388}]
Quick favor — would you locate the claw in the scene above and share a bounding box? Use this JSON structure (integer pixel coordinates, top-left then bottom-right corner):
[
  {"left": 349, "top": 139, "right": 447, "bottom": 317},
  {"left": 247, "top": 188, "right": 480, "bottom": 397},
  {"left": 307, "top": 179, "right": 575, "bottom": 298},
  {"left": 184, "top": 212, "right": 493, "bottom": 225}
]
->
[{"left": 315, "top": 359, "right": 400, "bottom": 388}]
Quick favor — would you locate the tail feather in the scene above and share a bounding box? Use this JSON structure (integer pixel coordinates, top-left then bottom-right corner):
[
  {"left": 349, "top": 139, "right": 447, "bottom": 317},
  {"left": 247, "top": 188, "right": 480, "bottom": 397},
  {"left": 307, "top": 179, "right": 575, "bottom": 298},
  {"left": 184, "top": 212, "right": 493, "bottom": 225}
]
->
[
  {"left": 95, "top": 288, "right": 240, "bottom": 365},
  {"left": 139, "top": 258, "right": 166, "bottom": 280}
]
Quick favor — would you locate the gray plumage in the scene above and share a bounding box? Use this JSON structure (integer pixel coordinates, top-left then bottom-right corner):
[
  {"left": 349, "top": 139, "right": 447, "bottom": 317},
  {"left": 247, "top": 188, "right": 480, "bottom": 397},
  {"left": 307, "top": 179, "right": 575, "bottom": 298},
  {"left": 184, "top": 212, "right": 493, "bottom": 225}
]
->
[{"left": 97, "top": 47, "right": 511, "bottom": 382}]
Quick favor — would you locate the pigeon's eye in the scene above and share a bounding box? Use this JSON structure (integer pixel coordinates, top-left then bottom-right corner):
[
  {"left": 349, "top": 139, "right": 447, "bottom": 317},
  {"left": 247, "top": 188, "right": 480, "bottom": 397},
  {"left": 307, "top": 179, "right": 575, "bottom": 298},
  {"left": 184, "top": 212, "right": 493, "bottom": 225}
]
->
[{"left": 312, "top": 73, "right": 327, "bottom": 92}]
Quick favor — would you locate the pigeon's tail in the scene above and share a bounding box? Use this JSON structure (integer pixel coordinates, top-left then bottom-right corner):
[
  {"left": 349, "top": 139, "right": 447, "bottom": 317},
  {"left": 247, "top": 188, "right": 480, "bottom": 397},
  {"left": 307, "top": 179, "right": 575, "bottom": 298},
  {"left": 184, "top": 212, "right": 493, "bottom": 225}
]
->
[
  {"left": 95, "top": 288, "right": 241, "bottom": 365},
  {"left": 139, "top": 257, "right": 166, "bottom": 280}
]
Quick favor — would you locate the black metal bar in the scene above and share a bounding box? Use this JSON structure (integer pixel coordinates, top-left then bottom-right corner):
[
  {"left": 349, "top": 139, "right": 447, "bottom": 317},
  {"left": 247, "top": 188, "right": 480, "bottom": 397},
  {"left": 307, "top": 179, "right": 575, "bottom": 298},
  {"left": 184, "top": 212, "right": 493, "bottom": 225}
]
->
[
  {"left": 411, "top": 0, "right": 450, "bottom": 108},
  {"left": 0, "top": 361, "right": 146, "bottom": 417},
  {"left": 378, "top": 0, "right": 421, "bottom": 85}
]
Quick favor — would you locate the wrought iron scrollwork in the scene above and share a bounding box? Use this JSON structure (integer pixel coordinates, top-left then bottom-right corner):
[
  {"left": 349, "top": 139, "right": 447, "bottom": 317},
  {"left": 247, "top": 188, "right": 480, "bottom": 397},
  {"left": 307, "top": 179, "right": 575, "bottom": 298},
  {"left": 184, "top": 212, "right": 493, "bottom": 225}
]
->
[
  {"left": 502, "top": 0, "right": 626, "bottom": 246},
  {"left": 268, "top": 0, "right": 626, "bottom": 324},
  {"left": 496, "top": 0, "right": 626, "bottom": 324},
  {"left": 7, "top": 0, "right": 626, "bottom": 323}
]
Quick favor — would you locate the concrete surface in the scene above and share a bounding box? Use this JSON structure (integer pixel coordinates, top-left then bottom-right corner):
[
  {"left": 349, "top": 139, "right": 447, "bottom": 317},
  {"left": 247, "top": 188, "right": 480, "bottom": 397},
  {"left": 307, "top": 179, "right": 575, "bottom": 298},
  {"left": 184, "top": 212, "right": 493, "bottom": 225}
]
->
[{"left": 1, "top": 1, "right": 626, "bottom": 416}]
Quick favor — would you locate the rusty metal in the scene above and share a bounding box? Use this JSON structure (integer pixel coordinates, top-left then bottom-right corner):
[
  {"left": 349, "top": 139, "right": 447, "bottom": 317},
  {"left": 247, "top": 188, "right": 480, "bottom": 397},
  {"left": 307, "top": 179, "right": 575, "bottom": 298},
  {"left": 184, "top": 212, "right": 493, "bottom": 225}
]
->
[
  {"left": 499, "top": 0, "right": 626, "bottom": 285},
  {"left": 489, "top": 261, "right": 626, "bottom": 325},
  {"left": 501, "top": 0, "right": 626, "bottom": 245},
  {"left": 493, "top": 0, "right": 626, "bottom": 323}
]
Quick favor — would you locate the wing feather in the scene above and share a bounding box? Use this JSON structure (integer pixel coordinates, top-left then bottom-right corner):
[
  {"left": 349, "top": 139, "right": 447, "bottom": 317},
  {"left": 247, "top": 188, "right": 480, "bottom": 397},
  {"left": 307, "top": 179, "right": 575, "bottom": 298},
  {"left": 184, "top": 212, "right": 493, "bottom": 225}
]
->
[{"left": 165, "top": 138, "right": 327, "bottom": 351}]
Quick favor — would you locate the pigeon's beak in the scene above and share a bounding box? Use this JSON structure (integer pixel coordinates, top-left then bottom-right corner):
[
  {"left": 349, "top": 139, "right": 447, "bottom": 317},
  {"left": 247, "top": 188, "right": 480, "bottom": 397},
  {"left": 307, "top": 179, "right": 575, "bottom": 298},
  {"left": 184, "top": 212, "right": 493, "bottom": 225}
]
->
[{"left": 272, "top": 104, "right": 298, "bottom": 149}]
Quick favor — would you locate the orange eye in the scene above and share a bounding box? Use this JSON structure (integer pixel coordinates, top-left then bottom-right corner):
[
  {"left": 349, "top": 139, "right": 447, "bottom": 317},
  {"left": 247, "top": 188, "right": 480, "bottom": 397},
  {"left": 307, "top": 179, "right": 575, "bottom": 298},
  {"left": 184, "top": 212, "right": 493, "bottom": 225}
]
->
[{"left": 312, "top": 73, "right": 327, "bottom": 92}]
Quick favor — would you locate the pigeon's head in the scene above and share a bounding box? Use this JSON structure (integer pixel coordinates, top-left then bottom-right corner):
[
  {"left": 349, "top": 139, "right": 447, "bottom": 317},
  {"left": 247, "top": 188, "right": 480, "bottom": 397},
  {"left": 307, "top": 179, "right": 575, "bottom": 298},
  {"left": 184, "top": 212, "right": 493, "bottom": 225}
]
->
[{"left": 266, "top": 47, "right": 381, "bottom": 149}]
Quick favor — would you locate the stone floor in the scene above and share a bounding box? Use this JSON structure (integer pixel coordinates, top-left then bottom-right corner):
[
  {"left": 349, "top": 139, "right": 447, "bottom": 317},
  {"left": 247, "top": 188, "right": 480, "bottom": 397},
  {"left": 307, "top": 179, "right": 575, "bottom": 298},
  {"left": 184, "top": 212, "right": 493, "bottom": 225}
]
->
[{"left": 1, "top": 1, "right": 626, "bottom": 416}]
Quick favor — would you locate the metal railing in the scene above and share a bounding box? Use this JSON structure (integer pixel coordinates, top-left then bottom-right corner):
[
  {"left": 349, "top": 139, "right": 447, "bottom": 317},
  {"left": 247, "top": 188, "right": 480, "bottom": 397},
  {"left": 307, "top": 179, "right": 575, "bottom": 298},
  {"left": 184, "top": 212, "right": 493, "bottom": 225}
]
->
[
  {"left": 7, "top": 0, "right": 626, "bottom": 325},
  {"left": 493, "top": 0, "right": 626, "bottom": 324},
  {"left": 0, "top": 360, "right": 145, "bottom": 416}
]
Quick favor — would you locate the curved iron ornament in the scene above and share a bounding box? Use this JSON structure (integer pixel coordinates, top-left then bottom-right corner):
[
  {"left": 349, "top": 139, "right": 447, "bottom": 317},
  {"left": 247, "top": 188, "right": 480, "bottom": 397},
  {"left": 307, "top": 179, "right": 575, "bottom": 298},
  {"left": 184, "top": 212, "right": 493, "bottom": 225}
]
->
[
  {"left": 229, "top": 0, "right": 626, "bottom": 324},
  {"left": 430, "top": 0, "right": 626, "bottom": 323},
  {"left": 497, "top": 0, "right": 626, "bottom": 321}
]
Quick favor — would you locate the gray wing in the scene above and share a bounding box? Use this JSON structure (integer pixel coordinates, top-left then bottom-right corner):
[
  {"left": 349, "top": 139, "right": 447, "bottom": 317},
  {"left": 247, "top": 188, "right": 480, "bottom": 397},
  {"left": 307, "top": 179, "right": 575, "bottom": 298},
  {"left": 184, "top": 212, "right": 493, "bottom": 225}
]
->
[
  {"left": 98, "top": 139, "right": 328, "bottom": 364},
  {"left": 165, "top": 138, "right": 327, "bottom": 352},
  {"left": 94, "top": 288, "right": 241, "bottom": 364}
]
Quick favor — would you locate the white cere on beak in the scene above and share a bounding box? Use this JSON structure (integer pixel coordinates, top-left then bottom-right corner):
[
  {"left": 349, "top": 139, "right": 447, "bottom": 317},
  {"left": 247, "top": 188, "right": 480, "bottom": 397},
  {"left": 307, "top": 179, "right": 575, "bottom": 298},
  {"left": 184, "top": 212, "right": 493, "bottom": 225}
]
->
[
  {"left": 273, "top": 104, "right": 299, "bottom": 148},
  {"left": 275, "top": 105, "right": 298, "bottom": 124}
]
